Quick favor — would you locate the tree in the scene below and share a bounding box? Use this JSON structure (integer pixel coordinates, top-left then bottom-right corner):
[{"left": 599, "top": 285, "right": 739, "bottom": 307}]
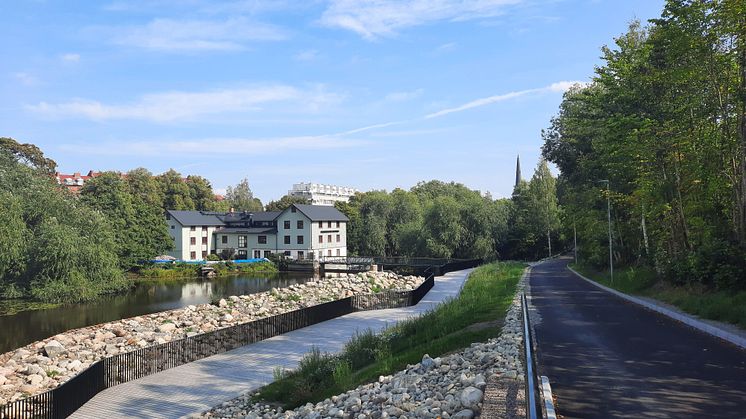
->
[
  {"left": 528, "top": 159, "right": 561, "bottom": 257},
  {"left": 226, "top": 178, "right": 264, "bottom": 212},
  {"left": 0, "top": 137, "right": 57, "bottom": 175},
  {"left": 158, "top": 169, "right": 194, "bottom": 210},
  {"left": 265, "top": 195, "right": 308, "bottom": 212},
  {"left": 126, "top": 168, "right": 164, "bottom": 208},
  {"left": 186, "top": 175, "right": 217, "bottom": 211}
]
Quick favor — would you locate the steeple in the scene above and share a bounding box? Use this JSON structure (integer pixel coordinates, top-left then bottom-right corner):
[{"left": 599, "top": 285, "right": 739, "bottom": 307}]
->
[{"left": 515, "top": 155, "right": 522, "bottom": 188}]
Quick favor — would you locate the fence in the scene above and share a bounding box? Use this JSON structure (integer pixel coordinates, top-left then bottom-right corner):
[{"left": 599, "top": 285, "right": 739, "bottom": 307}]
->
[{"left": 0, "top": 259, "right": 481, "bottom": 419}]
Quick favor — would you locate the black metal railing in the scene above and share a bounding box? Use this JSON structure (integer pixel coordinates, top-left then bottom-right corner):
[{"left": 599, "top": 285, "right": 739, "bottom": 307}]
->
[
  {"left": 522, "top": 292, "right": 543, "bottom": 419},
  {"left": 1, "top": 260, "right": 481, "bottom": 419}
]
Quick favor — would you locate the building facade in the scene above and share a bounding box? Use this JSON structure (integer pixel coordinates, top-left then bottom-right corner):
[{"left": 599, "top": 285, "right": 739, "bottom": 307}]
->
[
  {"left": 288, "top": 182, "right": 358, "bottom": 206},
  {"left": 166, "top": 204, "right": 348, "bottom": 261}
]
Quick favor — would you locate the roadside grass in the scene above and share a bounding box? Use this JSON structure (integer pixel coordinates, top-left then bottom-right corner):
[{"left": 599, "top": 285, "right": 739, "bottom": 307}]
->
[
  {"left": 253, "top": 261, "right": 525, "bottom": 409},
  {"left": 571, "top": 264, "right": 746, "bottom": 329}
]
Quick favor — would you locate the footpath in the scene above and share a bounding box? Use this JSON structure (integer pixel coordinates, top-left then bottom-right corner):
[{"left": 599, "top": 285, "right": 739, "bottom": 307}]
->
[{"left": 71, "top": 269, "right": 473, "bottom": 419}]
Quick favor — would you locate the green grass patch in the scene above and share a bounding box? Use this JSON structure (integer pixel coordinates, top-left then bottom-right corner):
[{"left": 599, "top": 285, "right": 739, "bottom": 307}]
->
[
  {"left": 253, "top": 261, "right": 525, "bottom": 409},
  {"left": 571, "top": 263, "right": 746, "bottom": 329},
  {"left": 135, "top": 261, "right": 278, "bottom": 279}
]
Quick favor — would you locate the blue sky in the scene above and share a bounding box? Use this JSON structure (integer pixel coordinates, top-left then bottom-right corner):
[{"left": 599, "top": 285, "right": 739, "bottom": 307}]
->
[{"left": 2, "top": 0, "right": 664, "bottom": 201}]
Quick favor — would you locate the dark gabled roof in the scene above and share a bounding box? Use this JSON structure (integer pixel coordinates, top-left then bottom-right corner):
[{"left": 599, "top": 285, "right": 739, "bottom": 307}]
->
[
  {"left": 291, "top": 204, "right": 349, "bottom": 222},
  {"left": 167, "top": 210, "right": 225, "bottom": 227},
  {"left": 251, "top": 211, "right": 281, "bottom": 222},
  {"left": 215, "top": 227, "right": 277, "bottom": 234}
]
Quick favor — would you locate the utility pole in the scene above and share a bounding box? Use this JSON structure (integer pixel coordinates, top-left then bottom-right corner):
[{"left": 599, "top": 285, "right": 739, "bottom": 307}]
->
[{"left": 597, "top": 180, "right": 613, "bottom": 283}]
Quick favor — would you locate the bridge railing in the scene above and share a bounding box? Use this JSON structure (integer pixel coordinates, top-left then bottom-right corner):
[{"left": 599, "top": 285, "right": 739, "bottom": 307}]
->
[{"left": 0, "top": 260, "right": 481, "bottom": 419}]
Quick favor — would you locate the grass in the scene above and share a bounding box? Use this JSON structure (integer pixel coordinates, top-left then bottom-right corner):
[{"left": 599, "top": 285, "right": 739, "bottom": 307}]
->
[
  {"left": 135, "top": 261, "right": 278, "bottom": 279},
  {"left": 571, "top": 263, "right": 746, "bottom": 329},
  {"left": 253, "top": 261, "right": 525, "bottom": 409}
]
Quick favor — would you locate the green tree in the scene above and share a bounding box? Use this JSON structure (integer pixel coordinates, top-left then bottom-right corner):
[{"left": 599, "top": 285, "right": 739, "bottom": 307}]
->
[
  {"left": 158, "top": 169, "right": 195, "bottom": 210},
  {"left": 226, "top": 178, "right": 264, "bottom": 212},
  {"left": 0, "top": 137, "right": 57, "bottom": 175},
  {"left": 528, "top": 159, "right": 561, "bottom": 257},
  {"left": 186, "top": 175, "right": 217, "bottom": 211},
  {"left": 265, "top": 194, "right": 308, "bottom": 212}
]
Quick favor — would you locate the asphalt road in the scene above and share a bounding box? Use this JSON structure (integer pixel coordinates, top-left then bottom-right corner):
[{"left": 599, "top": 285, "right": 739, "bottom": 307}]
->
[{"left": 529, "top": 258, "right": 746, "bottom": 418}]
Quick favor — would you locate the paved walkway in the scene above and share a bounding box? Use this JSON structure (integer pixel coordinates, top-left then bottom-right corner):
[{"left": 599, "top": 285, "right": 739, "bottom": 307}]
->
[
  {"left": 530, "top": 258, "right": 746, "bottom": 418},
  {"left": 71, "top": 269, "right": 473, "bottom": 419}
]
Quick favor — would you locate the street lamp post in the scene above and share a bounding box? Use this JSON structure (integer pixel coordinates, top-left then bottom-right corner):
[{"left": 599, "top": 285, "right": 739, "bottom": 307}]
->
[{"left": 597, "top": 180, "right": 613, "bottom": 283}]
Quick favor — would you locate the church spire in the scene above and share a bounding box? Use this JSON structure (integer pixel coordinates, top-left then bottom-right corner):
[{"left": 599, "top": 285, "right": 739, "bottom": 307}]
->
[{"left": 515, "top": 155, "right": 522, "bottom": 188}]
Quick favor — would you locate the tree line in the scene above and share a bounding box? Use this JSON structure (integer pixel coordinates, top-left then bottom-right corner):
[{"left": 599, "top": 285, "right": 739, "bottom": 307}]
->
[{"left": 542, "top": 0, "right": 746, "bottom": 290}]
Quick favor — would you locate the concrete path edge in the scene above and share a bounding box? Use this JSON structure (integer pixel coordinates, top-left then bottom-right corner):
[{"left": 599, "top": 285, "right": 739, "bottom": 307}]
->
[{"left": 566, "top": 265, "right": 746, "bottom": 350}]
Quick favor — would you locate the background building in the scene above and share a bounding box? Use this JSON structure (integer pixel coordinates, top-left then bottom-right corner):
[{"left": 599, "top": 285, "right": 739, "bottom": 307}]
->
[
  {"left": 289, "top": 182, "right": 358, "bottom": 206},
  {"left": 166, "top": 204, "right": 348, "bottom": 261}
]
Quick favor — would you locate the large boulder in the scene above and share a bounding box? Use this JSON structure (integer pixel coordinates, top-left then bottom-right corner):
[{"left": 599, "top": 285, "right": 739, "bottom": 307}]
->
[
  {"left": 459, "top": 386, "right": 484, "bottom": 411},
  {"left": 43, "top": 340, "right": 66, "bottom": 358}
]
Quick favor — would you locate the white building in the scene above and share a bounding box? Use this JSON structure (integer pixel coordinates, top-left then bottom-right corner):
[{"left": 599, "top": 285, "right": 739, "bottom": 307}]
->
[
  {"left": 165, "top": 204, "right": 348, "bottom": 261},
  {"left": 289, "top": 182, "right": 358, "bottom": 206}
]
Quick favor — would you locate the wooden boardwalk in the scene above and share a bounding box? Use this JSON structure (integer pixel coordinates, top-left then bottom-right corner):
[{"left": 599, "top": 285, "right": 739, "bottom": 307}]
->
[{"left": 71, "top": 269, "right": 472, "bottom": 419}]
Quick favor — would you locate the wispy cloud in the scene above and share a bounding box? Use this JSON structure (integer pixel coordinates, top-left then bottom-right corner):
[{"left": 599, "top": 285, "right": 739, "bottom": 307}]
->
[
  {"left": 59, "top": 135, "right": 366, "bottom": 156},
  {"left": 103, "top": 17, "right": 287, "bottom": 52},
  {"left": 425, "top": 80, "right": 584, "bottom": 119},
  {"left": 435, "top": 42, "right": 457, "bottom": 53},
  {"left": 385, "top": 88, "right": 423, "bottom": 102},
  {"left": 28, "top": 85, "right": 343, "bottom": 122},
  {"left": 319, "top": 0, "right": 523, "bottom": 40},
  {"left": 13, "top": 72, "right": 39, "bottom": 86},
  {"left": 294, "top": 49, "right": 319, "bottom": 61},
  {"left": 61, "top": 53, "right": 80, "bottom": 63}
]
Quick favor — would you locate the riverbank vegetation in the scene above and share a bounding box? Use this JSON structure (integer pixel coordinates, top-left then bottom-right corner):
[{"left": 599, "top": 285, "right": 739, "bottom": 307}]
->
[
  {"left": 136, "top": 261, "right": 278, "bottom": 279},
  {"left": 253, "top": 261, "right": 524, "bottom": 409},
  {"left": 540, "top": 1, "right": 746, "bottom": 305}
]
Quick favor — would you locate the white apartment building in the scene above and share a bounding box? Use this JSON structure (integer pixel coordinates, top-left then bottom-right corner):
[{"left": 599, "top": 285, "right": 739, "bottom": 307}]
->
[
  {"left": 289, "top": 182, "right": 359, "bottom": 206},
  {"left": 165, "top": 204, "right": 348, "bottom": 261}
]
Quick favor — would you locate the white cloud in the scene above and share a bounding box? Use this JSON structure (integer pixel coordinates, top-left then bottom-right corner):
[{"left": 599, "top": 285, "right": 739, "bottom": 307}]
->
[
  {"left": 294, "top": 49, "right": 319, "bottom": 61},
  {"left": 13, "top": 72, "right": 38, "bottom": 86},
  {"left": 384, "top": 88, "right": 423, "bottom": 102},
  {"left": 28, "top": 85, "right": 342, "bottom": 122},
  {"left": 59, "top": 135, "right": 366, "bottom": 156},
  {"left": 107, "top": 17, "right": 287, "bottom": 52},
  {"left": 435, "top": 42, "right": 457, "bottom": 53},
  {"left": 60, "top": 53, "right": 81, "bottom": 63},
  {"left": 319, "top": 0, "right": 522, "bottom": 40},
  {"left": 425, "top": 80, "right": 585, "bottom": 119}
]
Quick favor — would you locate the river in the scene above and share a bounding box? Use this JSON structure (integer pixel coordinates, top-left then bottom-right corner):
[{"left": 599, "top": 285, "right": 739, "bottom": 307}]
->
[{"left": 0, "top": 272, "right": 315, "bottom": 355}]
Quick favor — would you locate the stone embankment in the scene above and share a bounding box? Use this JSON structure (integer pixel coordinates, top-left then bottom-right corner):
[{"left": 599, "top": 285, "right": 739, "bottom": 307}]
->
[
  {"left": 201, "top": 275, "right": 526, "bottom": 419},
  {"left": 0, "top": 272, "right": 422, "bottom": 406}
]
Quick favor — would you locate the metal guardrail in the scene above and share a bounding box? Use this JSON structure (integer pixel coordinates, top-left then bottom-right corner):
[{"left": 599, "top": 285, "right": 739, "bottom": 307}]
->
[
  {"left": 0, "top": 260, "right": 481, "bottom": 419},
  {"left": 522, "top": 292, "right": 543, "bottom": 419}
]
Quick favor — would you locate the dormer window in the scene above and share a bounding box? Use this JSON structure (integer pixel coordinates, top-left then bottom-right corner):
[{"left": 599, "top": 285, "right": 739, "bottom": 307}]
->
[{"left": 291, "top": 207, "right": 297, "bottom": 213}]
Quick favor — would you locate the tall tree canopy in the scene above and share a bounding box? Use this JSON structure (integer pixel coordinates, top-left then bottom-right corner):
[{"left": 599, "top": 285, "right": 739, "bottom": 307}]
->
[{"left": 225, "top": 178, "right": 264, "bottom": 212}]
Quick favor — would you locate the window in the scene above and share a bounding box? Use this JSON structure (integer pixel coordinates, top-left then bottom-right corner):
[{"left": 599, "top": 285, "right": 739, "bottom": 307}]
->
[
  {"left": 336, "top": 221, "right": 340, "bottom": 228},
  {"left": 328, "top": 221, "right": 332, "bottom": 228},
  {"left": 297, "top": 235, "right": 304, "bottom": 244},
  {"left": 298, "top": 251, "right": 304, "bottom": 259},
  {"left": 319, "top": 235, "right": 323, "bottom": 243},
  {"left": 318, "top": 221, "right": 322, "bottom": 228},
  {"left": 238, "top": 250, "right": 247, "bottom": 258},
  {"left": 284, "top": 220, "right": 291, "bottom": 229},
  {"left": 190, "top": 237, "right": 196, "bottom": 245},
  {"left": 336, "top": 249, "right": 340, "bottom": 256},
  {"left": 258, "top": 235, "right": 267, "bottom": 244},
  {"left": 264, "top": 250, "right": 271, "bottom": 258},
  {"left": 166, "top": 214, "right": 171, "bottom": 220},
  {"left": 284, "top": 251, "right": 291, "bottom": 257},
  {"left": 190, "top": 226, "right": 196, "bottom": 232},
  {"left": 190, "top": 251, "right": 196, "bottom": 259},
  {"left": 254, "top": 250, "right": 261, "bottom": 258},
  {"left": 297, "top": 220, "right": 303, "bottom": 229},
  {"left": 202, "top": 226, "right": 207, "bottom": 232},
  {"left": 327, "top": 249, "right": 332, "bottom": 256},
  {"left": 291, "top": 206, "right": 297, "bottom": 213},
  {"left": 336, "top": 234, "right": 340, "bottom": 243},
  {"left": 201, "top": 236, "right": 208, "bottom": 244},
  {"left": 171, "top": 225, "right": 175, "bottom": 230},
  {"left": 238, "top": 236, "right": 247, "bottom": 248},
  {"left": 327, "top": 234, "right": 332, "bottom": 243},
  {"left": 284, "top": 235, "right": 291, "bottom": 244},
  {"left": 202, "top": 251, "right": 207, "bottom": 258},
  {"left": 222, "top": 236, "right": 228, "bottom": 244}
]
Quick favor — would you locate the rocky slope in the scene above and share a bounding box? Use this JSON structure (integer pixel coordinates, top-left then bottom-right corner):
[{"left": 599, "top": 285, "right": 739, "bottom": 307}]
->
[
  {"left": 0, "top": 271, "right": 422, "bottom": 406},
  {"left": 200, "top": 275, "right": 526, "bottom": 419}
]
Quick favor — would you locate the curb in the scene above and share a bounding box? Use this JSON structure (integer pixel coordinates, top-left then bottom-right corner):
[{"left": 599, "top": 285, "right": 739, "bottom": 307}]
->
[{"left": 567, "top": 266, "right": 746, "bottom": 350}]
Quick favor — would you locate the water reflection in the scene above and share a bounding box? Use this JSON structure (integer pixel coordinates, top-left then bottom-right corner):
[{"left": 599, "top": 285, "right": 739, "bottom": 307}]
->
[{"left": 0, "top": 273, "right": 314, "bottom": 354}]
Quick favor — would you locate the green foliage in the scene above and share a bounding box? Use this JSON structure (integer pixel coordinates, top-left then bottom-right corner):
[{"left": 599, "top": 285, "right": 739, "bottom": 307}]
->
[
  {"left": 0, "top": 137, "right": 57, "bottom": 175},
  {"left": 0, "top": 150, "right": 127, "bottom": 303},
  {"left": 254, "top": 262, "right": 524, "bottom": 408},
  {"left": 337, "top": 182, "right": 510, "bottom": 259},
  {"left": 542, "top": 2, "right": 746, "bottom": 290},
  {"left": 225, "top": 178, "right": 264, "bottom": 212},
  {"left": 264, "top": 194, "right": 309, "bottom": 212}
]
